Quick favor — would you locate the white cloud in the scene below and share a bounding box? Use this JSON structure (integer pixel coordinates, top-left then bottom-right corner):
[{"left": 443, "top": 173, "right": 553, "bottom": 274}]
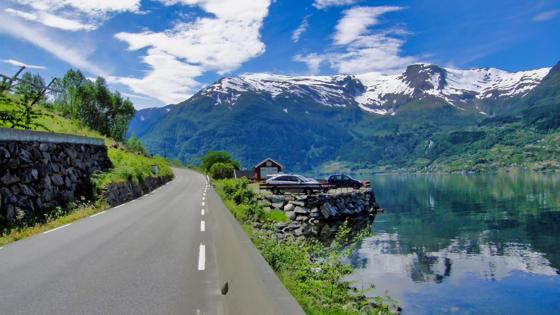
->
[
  {"left": 328, "top": 33, "right": 416, "bottom": 74},
  {"left": 113, "top": 0, "right": 271, "bottom": 104},
  {"left": 295, "top": 6, "right": 416, "bottom": 75},
  {"left": 293, "top": 53, "right": 323, "bottom": 74},
  {"left": 1, "top": 58, "right": 47, "bottom": 70},
  {"left": 108, "top": 49, "right": 203, "bottom": 105},
  {"left": 5, "top": 8, "right": 95, "bottom": 31},
  {"left": 313, "top": 0, "right": 360, "bottom": 10},
  {"left": 0, "top": 12, "right": 106, "bottom": 75},
  {"left": 292, "top": 15, "right": 309, "bottom": 43},
  {"left": 5, "top": 0, "right": 140, "bottom": 31},
  {"left": 121, "top": 92, "right": 152, "bottom": 101},
  {"left": 533, "top": 9, "right": 560, "bottom": 22},
  {"left": 334, "top": 6, "right": 401, "bottom": 45}
]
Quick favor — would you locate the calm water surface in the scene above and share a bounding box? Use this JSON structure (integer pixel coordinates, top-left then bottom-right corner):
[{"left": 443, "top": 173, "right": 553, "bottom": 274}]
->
[{"left": 350, "top": 171, "right": 560, "bottom": 315}]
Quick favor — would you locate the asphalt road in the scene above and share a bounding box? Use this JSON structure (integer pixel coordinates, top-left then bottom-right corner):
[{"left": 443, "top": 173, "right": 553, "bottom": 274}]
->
[{"left": 0, "top": 168, "right": 304, "bottom": 315}]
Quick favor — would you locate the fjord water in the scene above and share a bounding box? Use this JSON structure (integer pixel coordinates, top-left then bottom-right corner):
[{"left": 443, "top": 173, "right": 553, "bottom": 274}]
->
[{"left": 351, "top": 171, "right": 560, "bottom": 314}]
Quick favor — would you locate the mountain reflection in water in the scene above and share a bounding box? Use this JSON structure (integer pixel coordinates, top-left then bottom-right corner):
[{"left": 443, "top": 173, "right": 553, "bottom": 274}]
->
[{"left": 350, "top": 171, "right": 560, "bottom": 315}]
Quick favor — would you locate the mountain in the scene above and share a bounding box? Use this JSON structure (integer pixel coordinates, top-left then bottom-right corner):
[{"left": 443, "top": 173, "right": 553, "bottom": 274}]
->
[
  {"left": 128, "top": 62, "right": 560, "bottom": 173},
  {"left": 197, "top": 64, "right": 549, "bottom": 116}
]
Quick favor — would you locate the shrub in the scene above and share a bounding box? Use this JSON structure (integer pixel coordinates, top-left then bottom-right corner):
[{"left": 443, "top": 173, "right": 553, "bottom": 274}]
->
[
  {"left": 126, "top": 134, "right": 148, "bottom": 156},
  {"left": 200, "top": 151, "right": 240, "bottom": 172},
  {"left": 209, "top": 162, "right": 235, "bottom": 179}
]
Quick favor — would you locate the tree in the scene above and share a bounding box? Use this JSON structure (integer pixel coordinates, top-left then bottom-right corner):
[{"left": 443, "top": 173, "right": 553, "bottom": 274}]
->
[
  {"left": 15, "top": 72, "right": 45, "bottom": 103},
  {"left": 126, "top": 134, "right": 148, "bottom": 155},
  {"left": 51, "top": 70, "right": 136, "bottom": 141},
  {"left": 209, "top": 162, "right": 235, "bottom": 179},
  {"left": 200, "top": 151, "right": 240, "bottom": 172},
  {"left": 0, "top": 72, "right": 49, "bottom": 130}
]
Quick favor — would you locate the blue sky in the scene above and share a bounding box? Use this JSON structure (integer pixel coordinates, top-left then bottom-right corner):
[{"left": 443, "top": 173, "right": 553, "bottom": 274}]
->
[{"left": 0, "top": 0, "right": 559, "bottom": 108}]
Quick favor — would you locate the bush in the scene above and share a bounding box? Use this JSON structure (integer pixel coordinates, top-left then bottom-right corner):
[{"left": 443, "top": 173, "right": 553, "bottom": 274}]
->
[
  {"left": 93, "top": 148, "right": 173, "bottom": 189},
  {"left": 126, "top": 135, "right": 148, "bottom": 156},
  {"left": 209, "top": 162, "right": 235, "bottom": 179}
]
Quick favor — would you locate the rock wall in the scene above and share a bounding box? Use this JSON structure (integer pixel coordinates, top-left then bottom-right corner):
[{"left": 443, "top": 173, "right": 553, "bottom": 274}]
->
[
  {"left": 0, "top": 137, "right": 111, "bottom": 225},
  {"left": 103, "top": 175, "right": 173, "bottom": 207},
  {"left": 257, "top": 190, "right": 380, "bottom": 237}
]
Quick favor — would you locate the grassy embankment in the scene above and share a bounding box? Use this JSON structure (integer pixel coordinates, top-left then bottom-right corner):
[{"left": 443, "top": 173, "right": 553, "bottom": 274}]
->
[
  {"left": 213, "top": 178, "right": 394, "bottom": 315},
  {"left": 0, "top": 103, "right": 173, "bottom": 246}
]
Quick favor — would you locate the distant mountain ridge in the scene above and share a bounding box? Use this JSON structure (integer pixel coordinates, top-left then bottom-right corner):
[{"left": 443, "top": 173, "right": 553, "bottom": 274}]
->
[
  {"left": 128, "top": 61, "right": 559, "bottom": 173},
  {"left": 198, "top": 64, "right": 549, "bottom": 115}
]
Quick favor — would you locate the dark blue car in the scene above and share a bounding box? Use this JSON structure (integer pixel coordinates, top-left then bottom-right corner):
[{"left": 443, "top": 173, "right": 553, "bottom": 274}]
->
[{"left": 327, "top": 174, "right": 363, "bottom": 189}]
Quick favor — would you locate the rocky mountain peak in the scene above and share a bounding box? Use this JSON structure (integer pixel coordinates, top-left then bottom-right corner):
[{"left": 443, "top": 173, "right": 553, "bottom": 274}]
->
[{"left": 401, "top": 64, "right": 447, "bottom": 94}]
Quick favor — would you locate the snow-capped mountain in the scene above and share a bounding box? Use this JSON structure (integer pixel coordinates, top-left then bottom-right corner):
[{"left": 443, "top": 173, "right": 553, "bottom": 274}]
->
[
  {"left": 128, "top": 60, "right": 559, "bottom": 172},
  {"left": 199, "top": 64, "right": 550, "bottom": 116}
]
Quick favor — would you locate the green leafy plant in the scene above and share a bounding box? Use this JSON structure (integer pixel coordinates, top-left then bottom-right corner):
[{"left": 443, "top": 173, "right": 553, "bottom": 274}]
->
[
  {"left": 209, "top": 162, "right": 235, "bottom": 179},
  {"left": 200, "top": 151, "right": 240, "bottom": 172}
]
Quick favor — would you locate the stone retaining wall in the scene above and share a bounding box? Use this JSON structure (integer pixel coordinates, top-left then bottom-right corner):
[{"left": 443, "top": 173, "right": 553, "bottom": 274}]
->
[
  {"left": 103, "top": 175, "right": 173, "bottom": 207},
  {"left": 0, "top": 129, "right": 111, "bottom": 225},
  {"left": 257, "top": 190, "right": 380, "bottom": 237}
]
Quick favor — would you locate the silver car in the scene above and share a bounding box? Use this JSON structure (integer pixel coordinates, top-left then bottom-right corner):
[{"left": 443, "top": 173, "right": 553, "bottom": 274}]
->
[{"left": 265, "top": 174, "right": 319, "bottom": 184}]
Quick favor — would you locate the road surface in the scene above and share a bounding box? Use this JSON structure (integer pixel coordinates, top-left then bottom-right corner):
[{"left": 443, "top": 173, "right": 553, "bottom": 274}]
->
[{"left": 0, "top": 168, "right": 304, "bottom": 315}]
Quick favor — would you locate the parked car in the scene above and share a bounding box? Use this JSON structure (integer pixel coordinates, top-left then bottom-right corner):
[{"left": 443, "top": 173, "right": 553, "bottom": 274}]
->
[
  {"left": 327, "top": 174, "right": 363, "bottom": 189},
  {"left": 262, "top": 174, "right": 329, "bottom": 194},
  {"left": 266, "top": 174, "right": 319, "bottom": 185}
]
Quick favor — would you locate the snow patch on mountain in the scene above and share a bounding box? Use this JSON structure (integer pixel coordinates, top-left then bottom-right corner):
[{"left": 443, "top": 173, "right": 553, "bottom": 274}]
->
[
  {"left": 355, "top": 72, "right": 412, "bottom": 105},
  {"left": 202, "top": 73, "right": 356, "bottom": 108}
]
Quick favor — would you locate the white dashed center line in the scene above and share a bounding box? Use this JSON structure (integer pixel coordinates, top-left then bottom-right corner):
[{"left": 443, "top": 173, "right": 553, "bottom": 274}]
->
[
  {"left": 43, "top": 223, "right": 72, "bottom": 234},
  {"left": 198, "top": 244, "right": 206, "bottom": 271},
  {"left": 201, "top": 202, "right": 205, "bottom": 207},
  {"left": 200, "top": 220, "right": 205, "bottom": 232},
  {"left": 201, "top": 209, "right": 205, "bottom": 216}
]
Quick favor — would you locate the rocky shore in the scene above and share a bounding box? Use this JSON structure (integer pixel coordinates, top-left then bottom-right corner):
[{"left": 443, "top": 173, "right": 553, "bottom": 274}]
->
[{"left": 256, "top": 190, "right": 380, "bottom": 238}]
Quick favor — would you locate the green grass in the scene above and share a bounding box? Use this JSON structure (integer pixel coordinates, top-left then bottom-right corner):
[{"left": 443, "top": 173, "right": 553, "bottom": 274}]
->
[
  {"left": 264, "top": 209, "right": 289, "bottom": 223},
  {"left": 94, "top": 148, "right": 173, "bottom": 188},
  {"left": 0, "top": 101, "right": 111, "bottom": 140},
  {"left": 0, "top": 200, "right": 107, "bottom": 246}
]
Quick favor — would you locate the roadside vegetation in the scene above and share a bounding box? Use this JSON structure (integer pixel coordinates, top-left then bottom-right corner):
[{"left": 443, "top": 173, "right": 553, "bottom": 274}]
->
[
  {"left": 0, "top": 68, "right": 173, "bottom": 244},
  {"left": 202, "top": 152, "right": 395, "bottom": 314}
]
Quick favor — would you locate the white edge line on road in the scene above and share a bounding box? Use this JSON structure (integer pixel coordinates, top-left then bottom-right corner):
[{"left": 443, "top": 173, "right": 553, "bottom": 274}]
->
[
  {"left": 198, "top": 244, "right": 206, "bottom": 271},
  {"left": 43, "top": 223, "right": 72, "bottom": 234},
  {"left": 90, "top": 211, "right": 106, "bottom": 218},
  {"left": 200, "top": 220, "right": 205, "bottom": 232},
  {"left": 201, "top": 209, "right": 205, "bottom": 215},
  {"left": 114, "top": 204, "right": 123, "bottom": 209}
]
